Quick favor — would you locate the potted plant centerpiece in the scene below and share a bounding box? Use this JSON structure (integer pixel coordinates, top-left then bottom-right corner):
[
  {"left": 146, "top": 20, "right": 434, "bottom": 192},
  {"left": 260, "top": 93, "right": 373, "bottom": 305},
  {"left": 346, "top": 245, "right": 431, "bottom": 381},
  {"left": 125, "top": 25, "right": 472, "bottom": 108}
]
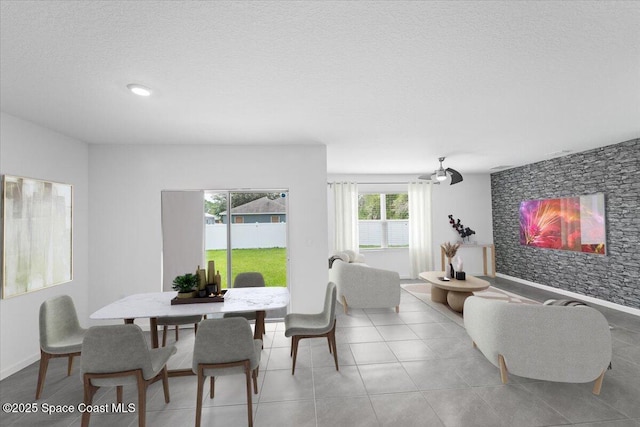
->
[{"left": 173, "top": 273, "right": 198, "bottom": 298}]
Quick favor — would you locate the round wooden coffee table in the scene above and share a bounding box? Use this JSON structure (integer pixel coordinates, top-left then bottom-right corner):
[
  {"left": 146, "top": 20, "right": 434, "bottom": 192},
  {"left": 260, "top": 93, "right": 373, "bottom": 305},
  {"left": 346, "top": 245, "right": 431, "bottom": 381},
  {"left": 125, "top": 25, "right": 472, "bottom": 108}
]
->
[{"left": 419, "top": 271, "right": 490, "bottom": 313}]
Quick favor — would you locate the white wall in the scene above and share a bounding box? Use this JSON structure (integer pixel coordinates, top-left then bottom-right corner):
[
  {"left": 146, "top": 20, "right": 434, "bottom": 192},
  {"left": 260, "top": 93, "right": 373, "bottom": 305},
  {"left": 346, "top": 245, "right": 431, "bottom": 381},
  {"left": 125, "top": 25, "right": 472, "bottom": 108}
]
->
[
  {"left": 88, "top": 144, "right": 328, "bottom": 318},
  {"left": 0, "top": 113, "right": 89, "bottom": 380},
  {"left": 327, "top": 174, "right": 493, "bottom": 277},
  {"left": 430, "top": 174, "right": 494, "bottom": 275}
]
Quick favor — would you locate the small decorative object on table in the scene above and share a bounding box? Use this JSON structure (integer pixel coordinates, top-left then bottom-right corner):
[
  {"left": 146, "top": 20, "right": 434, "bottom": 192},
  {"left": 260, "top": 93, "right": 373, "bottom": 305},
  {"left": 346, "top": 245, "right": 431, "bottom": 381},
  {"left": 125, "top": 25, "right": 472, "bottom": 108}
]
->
[
  {"left": 171, "top": 289, "right": 227, "bottom": 305},
  {"left": 441, "top": 242, "right": 460, "bottom": 279},
  {"left": 454, "top": 256, "right": 466, "bottom": 280},
  {"left": 172, "top": 273, "right": 198, "bottom": 299},
  {"left": 206, "top": 260, "right": 218, "bottom": 294}
]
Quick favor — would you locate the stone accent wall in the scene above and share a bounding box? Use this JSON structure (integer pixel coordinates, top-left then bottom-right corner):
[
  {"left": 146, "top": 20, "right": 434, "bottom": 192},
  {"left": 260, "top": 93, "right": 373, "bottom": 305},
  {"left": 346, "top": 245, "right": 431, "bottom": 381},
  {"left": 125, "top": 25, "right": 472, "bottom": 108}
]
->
[{"left": 491, "top": 138, "right": 639, "bottom": 309}]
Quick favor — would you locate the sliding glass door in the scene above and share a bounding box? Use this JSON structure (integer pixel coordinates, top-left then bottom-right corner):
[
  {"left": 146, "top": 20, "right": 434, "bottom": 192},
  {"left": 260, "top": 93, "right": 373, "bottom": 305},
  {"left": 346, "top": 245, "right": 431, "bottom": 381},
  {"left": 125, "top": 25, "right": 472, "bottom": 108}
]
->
[{"left": 204, "top": 190, "right": 288, "bottom": 289}]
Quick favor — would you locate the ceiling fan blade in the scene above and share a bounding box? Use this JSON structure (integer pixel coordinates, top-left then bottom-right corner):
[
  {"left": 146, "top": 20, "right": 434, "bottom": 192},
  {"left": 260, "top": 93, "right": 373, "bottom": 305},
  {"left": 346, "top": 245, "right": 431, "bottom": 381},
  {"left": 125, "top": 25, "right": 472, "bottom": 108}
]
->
[
  {"left": 446, "top": 168, "right": 463, "bottom": 185},
  {"left": 417, "top": 174, "right": 434, "bottom": 180}
]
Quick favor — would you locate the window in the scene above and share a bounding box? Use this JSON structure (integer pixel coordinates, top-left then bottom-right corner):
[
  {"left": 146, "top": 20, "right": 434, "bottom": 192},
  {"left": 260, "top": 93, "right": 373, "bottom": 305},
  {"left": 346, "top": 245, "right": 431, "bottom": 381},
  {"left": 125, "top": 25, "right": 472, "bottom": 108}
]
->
[
  {"left": 234, "top": 216, "right": 244, "bottom": 224},
  {"left": 271, "top": 215, "right": 280, "bottom": 223},
  {"left": 358, "top": 193, "right": 409, "bottom": 249}
]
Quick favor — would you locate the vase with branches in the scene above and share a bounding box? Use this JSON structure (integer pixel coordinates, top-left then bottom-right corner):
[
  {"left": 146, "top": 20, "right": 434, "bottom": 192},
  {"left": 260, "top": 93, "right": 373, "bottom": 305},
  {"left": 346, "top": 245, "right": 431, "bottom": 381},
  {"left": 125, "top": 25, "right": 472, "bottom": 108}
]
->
[{"left": 441, "top": 242, "right": 460, "bottom": 279}]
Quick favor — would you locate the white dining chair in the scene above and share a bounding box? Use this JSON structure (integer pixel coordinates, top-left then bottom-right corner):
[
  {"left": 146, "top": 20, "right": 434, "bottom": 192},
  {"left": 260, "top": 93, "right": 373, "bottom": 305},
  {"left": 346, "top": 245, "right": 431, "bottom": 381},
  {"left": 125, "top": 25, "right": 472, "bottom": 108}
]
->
[
  {"left": 284, "top": 282, "right": 338, "bottom": 374},
  {"left": 192, "top": 317, "right": 262, "bottom": 427},
  {"left": 80, "top": 324, "right": 176, "bottom": 427},
  {"left": 37, "top": 295, "right": 87, "bottom": 399}
]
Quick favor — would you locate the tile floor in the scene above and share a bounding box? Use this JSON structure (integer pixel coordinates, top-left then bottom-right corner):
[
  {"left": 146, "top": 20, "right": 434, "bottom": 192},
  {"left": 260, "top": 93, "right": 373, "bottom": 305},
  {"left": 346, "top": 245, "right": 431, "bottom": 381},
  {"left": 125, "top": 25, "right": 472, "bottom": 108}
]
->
[{"left": 1, "top": 277, "right": 639, "bottom": 427}]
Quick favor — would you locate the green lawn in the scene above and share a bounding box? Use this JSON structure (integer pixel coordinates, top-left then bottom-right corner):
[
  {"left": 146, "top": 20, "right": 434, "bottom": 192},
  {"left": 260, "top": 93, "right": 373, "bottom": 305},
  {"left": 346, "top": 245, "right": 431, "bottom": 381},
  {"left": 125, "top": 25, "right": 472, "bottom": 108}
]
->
[{"left": 205, "top": 248, "right": 287, "bottom": 289}]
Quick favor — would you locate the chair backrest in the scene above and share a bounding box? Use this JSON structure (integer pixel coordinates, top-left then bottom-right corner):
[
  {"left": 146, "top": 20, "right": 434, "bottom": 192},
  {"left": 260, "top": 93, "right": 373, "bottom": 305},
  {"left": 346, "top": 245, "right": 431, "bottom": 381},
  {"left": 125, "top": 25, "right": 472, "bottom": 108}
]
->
[
  {"left": 192, "top": 318, "right": 256, "bottom": 368},
  {"left": 233, "top": 272, "right": 265, "bottom": 288},
  {"left": 323, "top": 282, "right": 337, "bottom": 324},
  {"left": 81, "top": 324, "right": 154, "bottom": 378},
  {"left": 39, "top": 295, "right": 82, "bottom": 349}
]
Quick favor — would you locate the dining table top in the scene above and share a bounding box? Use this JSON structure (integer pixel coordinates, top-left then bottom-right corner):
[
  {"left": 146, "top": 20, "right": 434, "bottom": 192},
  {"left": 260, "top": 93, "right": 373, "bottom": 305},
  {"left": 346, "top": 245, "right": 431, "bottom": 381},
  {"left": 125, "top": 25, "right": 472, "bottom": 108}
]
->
[{"left": 90, "top": 287, "right": 290, "bottom": 320}]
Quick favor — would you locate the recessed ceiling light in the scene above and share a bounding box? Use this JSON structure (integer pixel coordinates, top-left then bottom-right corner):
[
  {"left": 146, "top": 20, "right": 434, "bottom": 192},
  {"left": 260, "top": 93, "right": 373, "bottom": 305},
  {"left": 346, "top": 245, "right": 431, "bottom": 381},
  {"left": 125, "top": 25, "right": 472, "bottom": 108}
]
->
[{"left": 127, "top": 84, "right": 152, "bottom": 97}]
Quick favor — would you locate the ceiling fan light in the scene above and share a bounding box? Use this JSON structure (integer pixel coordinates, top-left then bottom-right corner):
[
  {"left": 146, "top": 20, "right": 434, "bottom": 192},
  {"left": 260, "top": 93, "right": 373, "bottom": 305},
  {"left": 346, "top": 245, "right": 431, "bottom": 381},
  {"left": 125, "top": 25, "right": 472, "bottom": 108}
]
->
[{"left": 435, "top": 170, "right": 447, "bottom": 181}]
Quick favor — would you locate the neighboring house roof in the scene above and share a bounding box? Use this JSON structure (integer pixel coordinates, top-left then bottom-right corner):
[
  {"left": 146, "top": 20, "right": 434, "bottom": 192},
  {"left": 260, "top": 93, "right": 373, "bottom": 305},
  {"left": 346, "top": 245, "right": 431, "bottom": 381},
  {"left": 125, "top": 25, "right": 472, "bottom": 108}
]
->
[{"left": 221, "top": 197, "right": 286, "bottom": 216}]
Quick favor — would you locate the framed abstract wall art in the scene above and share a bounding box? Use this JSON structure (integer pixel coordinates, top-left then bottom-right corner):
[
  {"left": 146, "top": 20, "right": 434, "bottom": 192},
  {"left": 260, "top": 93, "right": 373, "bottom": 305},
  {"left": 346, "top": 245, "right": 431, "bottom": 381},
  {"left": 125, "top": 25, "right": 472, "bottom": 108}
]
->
[
  {"left": 2, "top": 175, "right": 73, "bottom": 298},
  {"left": 519, "top": 193, "right": 606, "bottom": 255}
]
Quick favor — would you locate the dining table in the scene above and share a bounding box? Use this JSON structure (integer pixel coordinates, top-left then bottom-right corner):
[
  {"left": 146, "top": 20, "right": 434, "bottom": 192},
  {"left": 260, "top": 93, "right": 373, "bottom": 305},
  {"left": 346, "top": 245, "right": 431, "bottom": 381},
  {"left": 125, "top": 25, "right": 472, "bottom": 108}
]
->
[{"left": 90, "top": 287, "right": 290, "bottom": 376}]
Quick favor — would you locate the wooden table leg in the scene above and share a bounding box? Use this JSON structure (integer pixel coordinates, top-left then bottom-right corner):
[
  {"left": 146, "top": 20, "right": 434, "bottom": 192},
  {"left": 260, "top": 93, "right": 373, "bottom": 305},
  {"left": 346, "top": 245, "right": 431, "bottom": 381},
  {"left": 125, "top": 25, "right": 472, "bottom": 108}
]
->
[
  {"left": 255, "top": 311, "right": 266, "bottom": 343},
  {"left": 490, "top": 244, "right": 496, "bottom": 277},
  {"left": 482, "top": 247, "right": 488, "bottom": 276},
  {"left": 149, "top": 317, "right": 159, "bottom": 349},
  {"left": 431, "top": 286, "right": 448, "bottom": 303},
  {"left": 447, "top": 291, "right": 473, "bottom": 313}
]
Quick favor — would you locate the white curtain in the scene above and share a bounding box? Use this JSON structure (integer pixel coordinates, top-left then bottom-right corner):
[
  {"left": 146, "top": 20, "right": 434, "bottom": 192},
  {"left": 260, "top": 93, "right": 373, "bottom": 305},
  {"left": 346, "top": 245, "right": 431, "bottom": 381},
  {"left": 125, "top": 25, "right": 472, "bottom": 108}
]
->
[
  {"left": 332, "top": 182, "right": 359, "bottom": 252},
  {"left": 408, "top": 181, "right": 432, "bottom": 278},
  {"left": 161, "top": 190, "right": 205, "bottom": 291}
]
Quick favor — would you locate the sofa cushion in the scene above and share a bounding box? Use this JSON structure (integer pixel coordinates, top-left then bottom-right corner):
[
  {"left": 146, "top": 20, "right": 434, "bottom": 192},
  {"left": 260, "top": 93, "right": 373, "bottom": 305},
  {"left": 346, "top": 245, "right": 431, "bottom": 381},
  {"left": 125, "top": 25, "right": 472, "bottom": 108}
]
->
[{"left": 342, "top": 250, "right": 357, "bottom": 262}]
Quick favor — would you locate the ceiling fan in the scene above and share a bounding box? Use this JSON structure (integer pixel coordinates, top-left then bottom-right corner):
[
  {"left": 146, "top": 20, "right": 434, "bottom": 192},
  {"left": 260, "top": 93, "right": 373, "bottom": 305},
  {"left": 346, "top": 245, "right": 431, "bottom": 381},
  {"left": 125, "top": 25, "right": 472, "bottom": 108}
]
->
[{"left": 418, "top": 157, "right": 463, "bottom": 185}]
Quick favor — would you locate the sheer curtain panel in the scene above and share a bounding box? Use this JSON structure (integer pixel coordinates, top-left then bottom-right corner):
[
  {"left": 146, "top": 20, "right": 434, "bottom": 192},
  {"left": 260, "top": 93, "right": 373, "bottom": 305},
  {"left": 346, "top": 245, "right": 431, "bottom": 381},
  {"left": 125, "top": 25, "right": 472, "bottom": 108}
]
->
[
  {"left": 332, "top": 182, "right": 359, "bottom": 252},
  {"left": 408, "top": 182, "right": 432, "bottom": 278}
]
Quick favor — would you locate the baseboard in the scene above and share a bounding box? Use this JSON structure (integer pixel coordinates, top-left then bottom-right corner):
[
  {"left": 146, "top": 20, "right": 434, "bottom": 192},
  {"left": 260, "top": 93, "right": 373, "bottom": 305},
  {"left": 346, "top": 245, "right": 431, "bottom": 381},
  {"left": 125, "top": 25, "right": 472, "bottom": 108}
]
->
[
  {"left": 0, "top": 353, "right": 40, "bottom": 381},
  {"left": 497, "top": 273, "right": 640, "bottom": 317}
]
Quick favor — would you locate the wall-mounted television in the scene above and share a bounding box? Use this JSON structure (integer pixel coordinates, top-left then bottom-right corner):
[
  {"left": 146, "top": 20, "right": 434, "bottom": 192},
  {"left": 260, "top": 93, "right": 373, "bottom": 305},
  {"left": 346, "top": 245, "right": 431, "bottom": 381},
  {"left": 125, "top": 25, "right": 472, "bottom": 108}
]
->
[{"left": 519, "top": 193, "right": 606, "bottom": 255}]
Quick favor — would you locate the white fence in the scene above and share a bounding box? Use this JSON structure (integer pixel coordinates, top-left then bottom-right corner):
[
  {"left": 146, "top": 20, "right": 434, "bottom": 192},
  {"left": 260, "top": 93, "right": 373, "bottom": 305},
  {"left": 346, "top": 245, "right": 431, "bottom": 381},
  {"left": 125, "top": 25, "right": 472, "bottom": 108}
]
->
[{"left": 205, "top": 223, "right": 287, "bottom": 250}]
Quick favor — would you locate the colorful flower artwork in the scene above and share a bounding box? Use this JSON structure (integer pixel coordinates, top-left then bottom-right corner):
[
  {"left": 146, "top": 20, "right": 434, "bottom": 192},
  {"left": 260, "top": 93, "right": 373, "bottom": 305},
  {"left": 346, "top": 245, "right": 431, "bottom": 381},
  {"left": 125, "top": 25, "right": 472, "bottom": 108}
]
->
[{"left": 519, "top": 193, "right": 606, "bottom": 255}]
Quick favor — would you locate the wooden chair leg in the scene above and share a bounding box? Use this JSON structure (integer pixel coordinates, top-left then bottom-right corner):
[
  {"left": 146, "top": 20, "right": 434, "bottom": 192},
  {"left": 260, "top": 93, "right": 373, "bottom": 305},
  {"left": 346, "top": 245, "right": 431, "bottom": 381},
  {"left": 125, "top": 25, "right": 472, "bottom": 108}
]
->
[
  {"left": 161, "top": 366, "right": 170, "bottom": 403},
  {"left": 244, "top": 361, "right": 253, "bottom": 427},
  {"left": 330, "top": 326, "right": 339, "bottom": 371},
  {"left": 196, "top": 368, "right": 205, "bottom": 427},
  {"left": 210, "top": 377, "right": 215, "bottom": 398},
  {"left": 498, "top": 354, "right": 508, "bottom": 384},
  {"left": 252, "top": 369, "right": 259, "bottom": 394},
  {"left": 81, "top": 375, "right": 97, "bottom": 427},
  {"left": 592, "top": 369, "right": 606, "bottom": 395},
  {"left": 291, "top": 336, "right": 300, "bottom": 375},
  {"left": 194, "top": 323, "right": 198, "bottom": 336},
  {"left": 117, "top": 386, "right": 123, "bottom": 403},
  {"left": 35, "top": 350, "right": 51, "bottom": 399},
  {"left": 395, "top": 305, "right": 399, "bottom": 313},
  {"left": 175, "top": 325, "right": 179, "bottom": 342},
  {"left": 342, "top": 296, "right": 348, "bottom": 314},
  {"left": 162, "top": 326, "right": 168, "bottom": 347},
  {"left": 67, "top": 354, "right": 75, "bottom": 376},
  {"left": 136, "top": 373, "right": 146, "bottom": 427}
]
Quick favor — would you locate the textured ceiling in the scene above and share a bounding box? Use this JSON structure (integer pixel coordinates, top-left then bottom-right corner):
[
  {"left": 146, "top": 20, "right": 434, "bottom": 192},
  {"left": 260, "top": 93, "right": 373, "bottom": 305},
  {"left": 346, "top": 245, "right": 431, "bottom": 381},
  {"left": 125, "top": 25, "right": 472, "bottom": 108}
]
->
[{"left": 1, "top": 1, "right": 639, "bottom": 175}]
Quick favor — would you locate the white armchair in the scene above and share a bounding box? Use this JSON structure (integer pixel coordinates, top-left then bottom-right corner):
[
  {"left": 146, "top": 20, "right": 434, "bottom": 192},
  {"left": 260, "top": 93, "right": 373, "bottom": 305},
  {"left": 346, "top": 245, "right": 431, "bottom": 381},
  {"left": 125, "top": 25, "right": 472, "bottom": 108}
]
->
[{"left": 329, "top": 257, "right": 400, "bottom": 314}]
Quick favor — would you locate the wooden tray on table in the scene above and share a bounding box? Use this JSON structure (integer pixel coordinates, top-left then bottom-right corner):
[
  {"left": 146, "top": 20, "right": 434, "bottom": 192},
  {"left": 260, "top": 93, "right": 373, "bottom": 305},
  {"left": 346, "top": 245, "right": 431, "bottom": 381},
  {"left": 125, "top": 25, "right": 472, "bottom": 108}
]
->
[{"left": 171, "top": 290, "right": 227, "bottom": 305}]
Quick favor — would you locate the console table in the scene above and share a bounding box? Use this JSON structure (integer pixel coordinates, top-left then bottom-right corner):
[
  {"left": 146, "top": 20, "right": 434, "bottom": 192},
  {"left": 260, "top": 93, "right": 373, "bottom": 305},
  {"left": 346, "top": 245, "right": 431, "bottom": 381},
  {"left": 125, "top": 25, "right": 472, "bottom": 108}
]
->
[{"left": 440, "top": 243, "right": 495, "bottom": 277}]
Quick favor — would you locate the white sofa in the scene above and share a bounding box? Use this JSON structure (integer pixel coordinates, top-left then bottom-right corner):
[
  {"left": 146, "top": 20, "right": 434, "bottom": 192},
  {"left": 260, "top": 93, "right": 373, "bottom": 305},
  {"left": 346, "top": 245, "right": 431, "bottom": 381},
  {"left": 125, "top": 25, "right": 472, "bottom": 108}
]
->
[
  {"left": 328, "top": 253, "right": 400, "bottom": 314},
  {"left": 463, "top": 296, "right": 612, "bottom": 394}
]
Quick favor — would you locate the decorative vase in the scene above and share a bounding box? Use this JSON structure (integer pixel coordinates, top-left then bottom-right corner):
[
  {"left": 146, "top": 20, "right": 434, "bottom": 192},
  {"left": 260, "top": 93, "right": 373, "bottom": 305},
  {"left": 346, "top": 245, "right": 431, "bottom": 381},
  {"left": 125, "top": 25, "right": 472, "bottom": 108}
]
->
[
  {"left": 177, "top": 290, "right": 196, "bottom": 299},
  {"left": 445, "top": 258, "right": 453, "bottom": 279}
]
